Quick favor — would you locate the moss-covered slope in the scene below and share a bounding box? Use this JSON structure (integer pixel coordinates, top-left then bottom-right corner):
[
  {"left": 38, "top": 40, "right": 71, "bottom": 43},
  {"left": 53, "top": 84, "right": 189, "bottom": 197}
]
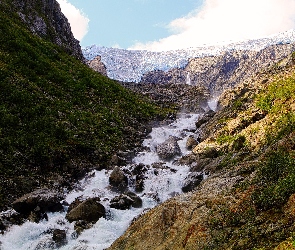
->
[{"left": 0, "top": 1, "right": 165, "bottom": 209}]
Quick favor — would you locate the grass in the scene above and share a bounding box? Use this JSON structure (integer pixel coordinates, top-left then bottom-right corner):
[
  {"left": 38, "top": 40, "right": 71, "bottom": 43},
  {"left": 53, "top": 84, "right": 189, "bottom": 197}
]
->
[{"left": 0, "top": 1, "right": 168, "bottom": 208}]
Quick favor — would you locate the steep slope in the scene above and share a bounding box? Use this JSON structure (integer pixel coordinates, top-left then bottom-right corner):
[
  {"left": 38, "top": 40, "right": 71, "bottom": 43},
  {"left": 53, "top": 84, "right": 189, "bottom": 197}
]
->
[
  {"left": 0, "top": 0, "right": 165, "bottom": 209},
  {"left": 109, "top": 53, "right": 295, "bottom": 249}
]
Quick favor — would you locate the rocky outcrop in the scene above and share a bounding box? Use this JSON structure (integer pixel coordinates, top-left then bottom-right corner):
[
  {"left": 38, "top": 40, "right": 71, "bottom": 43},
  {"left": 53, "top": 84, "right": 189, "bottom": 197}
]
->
[
  {"left": 87, "top": 56, "right": 107, "bottom": 76},
  {"left": 52, "top": 229, "right": 67, "bottom": 248},
  {"left": 13, "top": 0, "right": 84, "bottom": 61},
  {"left": 140, "top": 44, "right": 295, "bottom": 94}
]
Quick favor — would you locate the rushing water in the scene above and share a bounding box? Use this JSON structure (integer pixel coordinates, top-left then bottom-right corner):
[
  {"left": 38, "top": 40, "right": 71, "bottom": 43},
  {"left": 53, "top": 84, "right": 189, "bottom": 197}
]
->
[{"left": 0, "top": 113, "right": 200, "bottom": 250}]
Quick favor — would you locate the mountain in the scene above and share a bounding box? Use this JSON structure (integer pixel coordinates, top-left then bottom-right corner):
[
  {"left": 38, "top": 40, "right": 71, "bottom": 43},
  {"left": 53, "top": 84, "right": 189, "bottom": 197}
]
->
[
  {"left": 83, "top": 30, "right": 295, "bottom": 84},
  {"left": 0, "top": 0, "right": 165, "bottom": 209}
]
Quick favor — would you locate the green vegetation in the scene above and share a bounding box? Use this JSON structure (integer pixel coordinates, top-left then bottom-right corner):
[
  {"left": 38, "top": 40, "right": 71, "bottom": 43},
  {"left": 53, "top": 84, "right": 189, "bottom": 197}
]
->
[
  {"left": 252, "top": 151, "right": 295, "bottom": 210},
  {"left": 0, "top": 2, "right": 167, "bottom": 208}
]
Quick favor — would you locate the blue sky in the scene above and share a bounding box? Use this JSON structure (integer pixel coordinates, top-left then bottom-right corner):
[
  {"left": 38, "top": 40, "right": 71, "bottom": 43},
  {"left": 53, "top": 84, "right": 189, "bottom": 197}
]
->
[
  {"left": 58, "top": 0, "right": 295, "bottom": 51},
  {"left": 65, "top": 0, "right": 201, "bottom": 48}
]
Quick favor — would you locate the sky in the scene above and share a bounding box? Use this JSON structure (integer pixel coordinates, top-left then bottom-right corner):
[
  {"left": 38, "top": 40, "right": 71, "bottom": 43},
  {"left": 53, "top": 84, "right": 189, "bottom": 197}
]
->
[{"left": 57, "top": 0, "right": 295, "bottom": 51}]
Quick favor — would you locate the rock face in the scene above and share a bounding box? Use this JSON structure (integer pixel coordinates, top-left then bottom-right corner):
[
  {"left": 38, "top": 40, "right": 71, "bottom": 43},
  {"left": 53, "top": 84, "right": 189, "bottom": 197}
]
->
[
  {"left": 140, "top": 44, "right": 295, "bottom": 93},
  {"left": 87, "top": 56, "right": 107, "bottom": 76},
  {"left": 66, "top": 197, "right": 105, "bottom": 223},
  {"left": 156, "top": 136, "right": 181, "bottom": 160},
  {"left": 13, "top": 0, "right": 84, "bottom": 61}
]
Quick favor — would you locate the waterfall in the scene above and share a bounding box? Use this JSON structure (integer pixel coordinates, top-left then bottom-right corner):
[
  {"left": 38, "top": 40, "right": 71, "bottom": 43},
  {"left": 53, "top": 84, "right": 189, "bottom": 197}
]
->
[{"left": 186, "top": 72, "right": 191, "bottom": 85}]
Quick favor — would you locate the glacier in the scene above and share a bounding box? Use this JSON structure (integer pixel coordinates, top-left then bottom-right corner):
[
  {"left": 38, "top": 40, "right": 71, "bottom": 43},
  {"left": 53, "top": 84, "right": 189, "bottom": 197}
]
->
[{"left": 82, "top": 29, "right": 295, "bottom": 83}]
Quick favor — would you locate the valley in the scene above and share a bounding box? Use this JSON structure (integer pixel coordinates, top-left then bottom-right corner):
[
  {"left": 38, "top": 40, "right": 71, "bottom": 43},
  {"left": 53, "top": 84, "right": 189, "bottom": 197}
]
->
[{"left": 0, "top": 0, "right": 295, "bottom": 249}]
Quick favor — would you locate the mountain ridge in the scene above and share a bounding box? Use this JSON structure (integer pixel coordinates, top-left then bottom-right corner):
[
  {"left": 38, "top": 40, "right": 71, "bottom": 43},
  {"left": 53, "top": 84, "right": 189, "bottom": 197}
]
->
[{"left": 84, "top": 29, "right": 295, "bottom": 83}]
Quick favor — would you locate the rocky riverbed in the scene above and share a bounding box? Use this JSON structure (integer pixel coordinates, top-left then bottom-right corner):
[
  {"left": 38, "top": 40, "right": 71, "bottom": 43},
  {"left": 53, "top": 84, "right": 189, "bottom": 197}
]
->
[{"left": 0, "top": 107, "right": 215, "bottom": 249}]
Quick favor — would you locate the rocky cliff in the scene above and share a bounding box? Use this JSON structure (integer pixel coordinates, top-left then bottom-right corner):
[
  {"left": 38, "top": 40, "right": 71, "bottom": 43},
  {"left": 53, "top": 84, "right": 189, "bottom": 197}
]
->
[
  {"left": 12, "top": 0, "right": 84, "bottom": 61},
  {"left": 109, "top": 52, "right": 295, "bottom": 249},
  {"left": 140, "top": 43, "right": 295, "bottom": 94}
]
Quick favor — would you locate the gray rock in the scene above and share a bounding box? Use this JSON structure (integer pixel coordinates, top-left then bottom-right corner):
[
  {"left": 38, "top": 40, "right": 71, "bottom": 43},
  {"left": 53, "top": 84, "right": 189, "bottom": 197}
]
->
[
  {"left": 110, "top": 194, "right": 134, "bottom": 210},
  {"left": 12, "top": 188, "right": 64, "bottom": 215},
  {"left": 109, "top": 166, "right": 128, "bottom": 191},
  {"left": 66, "top": 197, "right": 105, "bottom": 223},
  {"left": 156, "top": 136, "right": 181, "bottom": 160},
  {"left": 110, "top": 192, "right": 142, "bottom": 210}
]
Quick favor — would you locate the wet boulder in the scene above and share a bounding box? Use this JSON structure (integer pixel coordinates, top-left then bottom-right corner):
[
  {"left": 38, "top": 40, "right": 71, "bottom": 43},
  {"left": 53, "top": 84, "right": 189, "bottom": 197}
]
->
[
  {"left": 66, "top": 197, "right": 105, "bottom": 223},
  {"left": 109, "top": 166, "right": 128, "bottom": 191},
  {"left": 110, "top": 192, "right": 142, "bottom": 210},
  {"left": 186, "top": 135, "right": 198, "bottom": 150},
  {"left": 156, "top": 136, "right": 181, "bottom": 160},
  {"left": 12, "top": 188, "right": 64, "bottom": 216},
  {"left": 182, "top": 173, "right": 203, "bottom": 193},
  {"left": 52, "top": 229, "right": 67, "bottom": 247}
]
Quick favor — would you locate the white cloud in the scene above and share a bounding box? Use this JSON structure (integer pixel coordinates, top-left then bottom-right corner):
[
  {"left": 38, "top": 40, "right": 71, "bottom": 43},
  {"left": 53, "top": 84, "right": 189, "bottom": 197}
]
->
[
  {"left": 57, "top": 0, "right": 89, "bottom": 41},
  {"left": 130, "top": 0, "right": 295, "bottom": 51}
]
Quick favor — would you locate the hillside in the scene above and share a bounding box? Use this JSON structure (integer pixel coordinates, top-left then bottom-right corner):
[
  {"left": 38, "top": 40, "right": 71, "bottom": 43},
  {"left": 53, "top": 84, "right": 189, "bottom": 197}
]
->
[
  {"left": 0, "top": 0, "right": 167, "bottom": 209},
  {"left": 109, "top": 52, "right": 295, "bottom": 249}
]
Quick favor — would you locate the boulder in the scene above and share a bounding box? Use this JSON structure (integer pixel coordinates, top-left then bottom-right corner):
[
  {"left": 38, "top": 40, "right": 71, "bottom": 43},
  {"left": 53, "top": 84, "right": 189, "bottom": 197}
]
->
[
  {"left": 110, "top": 192, "right": 142, "bottom": 210},
  {"left": 110, "top": 194, "right": 134, "bottom": 210},
  {"left": 125, "top": 191, "right": 143, "bottom": 208},
  {"left": 182, "top": 173, "right": 203, "bottom": 193},
  {"left": 66, "top": 197, "right": 105, "bottom": 223},
  {"left": 109, "top": 166, "right": 128, "bottom": 191},
  {"left": 186, "top": 136, "right": 198, "bottom": 150},
  {"left": 12, "top": 188, "right": 64, "bottom": 215},
  {"left": 156, "top": 136, "right": 181, "bottom": 160}
]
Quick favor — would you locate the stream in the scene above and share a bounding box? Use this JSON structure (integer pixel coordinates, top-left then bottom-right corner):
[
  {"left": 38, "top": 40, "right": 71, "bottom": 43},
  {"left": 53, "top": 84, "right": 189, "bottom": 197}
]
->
[{"left": 0, "top": 112, "right": 201, "bottom": 250}]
